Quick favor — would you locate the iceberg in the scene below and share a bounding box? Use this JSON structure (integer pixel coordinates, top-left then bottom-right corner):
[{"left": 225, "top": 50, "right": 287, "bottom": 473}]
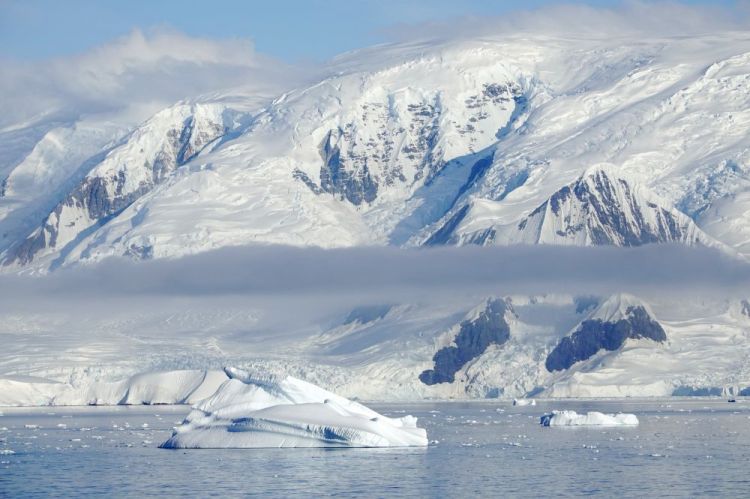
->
[
  {"left": 540, "top": 410, "right": 639, "bottom": 427},
  {"left": 513, "top": 398, "right": 536, "bottom": 406},
  {"left": 160, "top": 367, "right": 428, "bottom": 448}
]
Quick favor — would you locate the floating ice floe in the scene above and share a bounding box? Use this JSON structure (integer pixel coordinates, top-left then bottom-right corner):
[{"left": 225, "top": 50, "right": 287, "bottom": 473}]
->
[
  {"left": 513, "top": 399, "right": 536, "bottom": 406},
  {"left": 540, "top": 410, "right": 639, "bottom": 427},
  {"left": 160, "top": 367, "right": 428, "bottom": 449}
]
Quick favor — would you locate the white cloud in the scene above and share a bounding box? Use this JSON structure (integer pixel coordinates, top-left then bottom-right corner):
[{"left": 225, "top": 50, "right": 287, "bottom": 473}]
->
[{"left": 0, "top": 28, "right": 302, "bottom": 129}]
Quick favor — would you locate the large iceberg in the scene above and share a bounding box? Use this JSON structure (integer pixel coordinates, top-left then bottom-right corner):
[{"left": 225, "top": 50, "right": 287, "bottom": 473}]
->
[
  {"left": 540, "top": 410, "right": 639, "bottom": 427},
  {"left": 160, "top": 367, "right": 428, "bottom": 448}
]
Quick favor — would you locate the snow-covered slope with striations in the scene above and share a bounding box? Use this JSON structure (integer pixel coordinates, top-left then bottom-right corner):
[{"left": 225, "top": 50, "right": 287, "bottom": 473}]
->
[
  {"left": 0, "top": 120, "right": 129, "bottom": 255},
  {"left": 413, "top": 36, "right": 750, "bottom": 255},
  {"left": 18, "top": 45, "right": 536, "bottom": 266},
  {"left": 3, "top": 102, "right": 253, "bottom": 267}
]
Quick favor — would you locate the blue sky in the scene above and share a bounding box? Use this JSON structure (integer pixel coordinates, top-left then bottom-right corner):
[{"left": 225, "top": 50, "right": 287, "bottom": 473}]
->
[{"left": 0, "top": 0, "right": 742, "bottom": 62}]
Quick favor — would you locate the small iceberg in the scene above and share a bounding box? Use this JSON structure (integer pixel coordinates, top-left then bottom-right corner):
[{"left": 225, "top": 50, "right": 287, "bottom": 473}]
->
[
  {"left": 513, "top": 398, "right": 536, "bottom": 406},
  {"left": 160, "top": 367, "right": 428, "bottom": 448},
  {"left": 540, "top": 410, "right": 639, "bottom": 427}
]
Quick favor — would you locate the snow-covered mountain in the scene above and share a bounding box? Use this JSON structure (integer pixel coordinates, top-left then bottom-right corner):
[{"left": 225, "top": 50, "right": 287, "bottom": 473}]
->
[
  {"left": 431, "top": 166, "right": 719, "bottom": 247},
  {"left": 5, "top": 33, "right": 750, "bottom": 268},
  {"left": 4, "top": 103, "right": 251, "bottom": 266},
  {"left": 1, "top": 31, "right": 749, "bottom": 404},
  {"left": 545, "top": 294, "right": 666, "bottom": 372}
]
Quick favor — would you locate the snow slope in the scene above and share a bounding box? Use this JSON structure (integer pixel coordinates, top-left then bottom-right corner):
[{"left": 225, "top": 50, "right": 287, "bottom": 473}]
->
[{"left": 4, "top": 102, "right": 253, "bottom": 267}]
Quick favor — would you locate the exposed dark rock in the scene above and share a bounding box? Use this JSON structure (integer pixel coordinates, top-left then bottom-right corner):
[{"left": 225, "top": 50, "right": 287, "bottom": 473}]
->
[
  {"left": 4, "top": 227, "right": 47, "bottom": 266},
  {"left": 521, "top": 169, "right": 699, "bottom": 246},
  {"left": 318, "top": 128, "right": 378, "bottom": 205},
  {"left": 292, "top": 168, "right": 323, "bottom": 195},
  {"left": 483, "top": 82, "right": 522, "bottom": 102},
  {"left": 420, "top": 298, "right": 512, "bottom": 385},
  {"left": 545, "top": 306, "right": 666, "bottom": 372},
  {"left": 465, "top": 227, "right": 496, "bottom": 245}
]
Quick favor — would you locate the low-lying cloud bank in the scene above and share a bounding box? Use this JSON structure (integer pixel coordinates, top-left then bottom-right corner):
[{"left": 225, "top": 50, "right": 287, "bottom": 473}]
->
[{"left": 2, "top": 245, "right": 747, "bottom": 311}]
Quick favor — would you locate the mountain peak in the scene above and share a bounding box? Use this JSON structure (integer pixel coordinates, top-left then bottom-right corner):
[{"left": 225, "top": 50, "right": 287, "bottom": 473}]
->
[
  {"left": 514, "top": 167, "right": 713, "bottom": 247},
  {"left": 589, "top": 293, "right": 652, "bottom": 323},
  {"left": 545, "top": 293, "right": 666, "bottom": 372}
]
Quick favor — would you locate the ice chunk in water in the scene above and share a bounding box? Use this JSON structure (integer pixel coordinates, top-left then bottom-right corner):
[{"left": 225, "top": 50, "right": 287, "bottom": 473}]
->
[
  {"left": 160, "top": 367, "right": 428, "bottom": 448},
  {"left": 540, "top": 410, "right": 639, "bottom": 427}
]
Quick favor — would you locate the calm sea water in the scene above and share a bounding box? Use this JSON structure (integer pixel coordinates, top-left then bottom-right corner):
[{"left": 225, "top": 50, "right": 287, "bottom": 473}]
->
[{"left": 1, "top": 399, "right": 748, "bottom": 498}]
